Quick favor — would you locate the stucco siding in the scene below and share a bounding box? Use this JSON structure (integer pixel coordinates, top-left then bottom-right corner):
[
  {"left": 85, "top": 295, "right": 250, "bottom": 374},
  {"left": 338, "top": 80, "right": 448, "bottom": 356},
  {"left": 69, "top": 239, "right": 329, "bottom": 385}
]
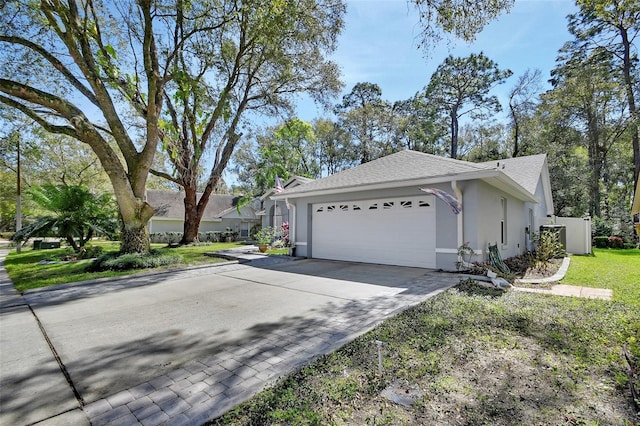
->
[
  {"left": 289, "top": 184, "right": 456, "bottom": 268},
  {"left": 149, "top": 219, "right": 185, "bottom": 234},
  {"left": 149, "top": 218, "right": 258, "bottom": 236},
  {"left": 473, "top": 181, "right": 527, "bottom": 261},
  {"left": 288, "top": 179, "right": 537, "bottom": 267}
]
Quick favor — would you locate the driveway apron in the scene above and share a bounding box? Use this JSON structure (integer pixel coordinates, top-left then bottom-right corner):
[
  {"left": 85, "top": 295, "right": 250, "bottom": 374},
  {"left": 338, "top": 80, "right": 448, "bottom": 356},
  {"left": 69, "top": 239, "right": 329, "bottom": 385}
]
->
[{"left": 1, "top": 255, "right": 459, "bottom": 425}]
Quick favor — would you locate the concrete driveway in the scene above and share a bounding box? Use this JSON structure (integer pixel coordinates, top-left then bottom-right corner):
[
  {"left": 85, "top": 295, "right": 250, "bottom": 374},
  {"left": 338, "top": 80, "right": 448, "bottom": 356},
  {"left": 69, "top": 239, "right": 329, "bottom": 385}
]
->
[{"left": 0, "top": 255, "right": 460, "bottom": 425}]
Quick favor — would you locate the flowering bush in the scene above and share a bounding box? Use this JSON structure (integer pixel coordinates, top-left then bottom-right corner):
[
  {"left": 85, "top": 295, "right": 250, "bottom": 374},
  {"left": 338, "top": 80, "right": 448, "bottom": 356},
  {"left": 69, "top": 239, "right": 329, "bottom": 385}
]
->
[
  {"left": 607, "top": 235, "right": 624, "bottom": 249},
  {"left": 281, "top": 221, "right": 290, "bottom": 246}
]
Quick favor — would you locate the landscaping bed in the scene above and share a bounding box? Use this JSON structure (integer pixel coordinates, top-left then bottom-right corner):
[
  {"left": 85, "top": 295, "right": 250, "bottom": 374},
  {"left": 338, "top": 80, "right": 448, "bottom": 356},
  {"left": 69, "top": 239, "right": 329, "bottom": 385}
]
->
[{"left": 4, "top": 241, "right": 243, "bottom": 292}]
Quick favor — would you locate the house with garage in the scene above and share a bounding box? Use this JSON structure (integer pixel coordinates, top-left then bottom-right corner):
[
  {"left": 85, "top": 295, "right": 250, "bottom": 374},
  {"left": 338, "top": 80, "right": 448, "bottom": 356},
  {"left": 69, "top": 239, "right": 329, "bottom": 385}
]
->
[
  {"left": 270, "top": 150, "right": 555, "bottom": 270},
  {"left": 146, "top": 189, "right": 260, "bottom": 240},
  {"left": 257, "top": 175, "right": 313, "bottom": 231}
]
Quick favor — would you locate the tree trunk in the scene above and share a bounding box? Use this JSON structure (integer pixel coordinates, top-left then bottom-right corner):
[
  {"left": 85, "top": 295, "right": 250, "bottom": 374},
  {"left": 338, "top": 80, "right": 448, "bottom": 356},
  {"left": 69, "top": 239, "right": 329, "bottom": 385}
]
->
[
  {"left": 510, "top": 102, "right": 520, "bottom": 157},
  {"left": 619, "top": 25, "right": 640, "bottom": 191},
  {"left": 66, "top": 236, "right": 79, "bottom": 252},
  {"left": 180, "top": 186, "right": 200, "bottom": 245},
  {"left": 450, "top": 111, "right": 459, "bottom": 159},
  {"left": 120, "top": 222, "right": 150, "bottom": 254},
  {"left": 587, "top": 133, "right": 602, "bottom": 218}
]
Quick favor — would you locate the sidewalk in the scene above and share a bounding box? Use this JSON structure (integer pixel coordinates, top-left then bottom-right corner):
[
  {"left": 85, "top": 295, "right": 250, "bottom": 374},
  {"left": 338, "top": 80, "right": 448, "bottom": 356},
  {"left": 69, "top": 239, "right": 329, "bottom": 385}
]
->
[
  {"left": 513, "top": 257, "right": 613, "bottom": 300},
  {"left": 0, "top": 249, "right": 88, "bottom": 425}
]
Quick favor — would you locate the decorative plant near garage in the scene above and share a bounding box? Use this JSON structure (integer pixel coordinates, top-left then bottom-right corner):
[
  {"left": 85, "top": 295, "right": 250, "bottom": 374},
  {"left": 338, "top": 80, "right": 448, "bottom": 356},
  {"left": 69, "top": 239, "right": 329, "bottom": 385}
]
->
[
  {"left": 533, "top": 230, "right": 564, "bottom": 270},
  {"left": 456, "top": 242, "right": 476, "bottom": 270},
  {"left": 255, "top": 226, "right": 275, "bottom": 252}
]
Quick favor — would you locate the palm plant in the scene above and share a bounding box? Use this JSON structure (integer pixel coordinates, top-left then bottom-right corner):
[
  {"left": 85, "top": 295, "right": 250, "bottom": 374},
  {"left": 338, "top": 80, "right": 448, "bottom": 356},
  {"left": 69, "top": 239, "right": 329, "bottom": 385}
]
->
[{"left": 12, "top": 184, "right": 118, "bottom": 251}]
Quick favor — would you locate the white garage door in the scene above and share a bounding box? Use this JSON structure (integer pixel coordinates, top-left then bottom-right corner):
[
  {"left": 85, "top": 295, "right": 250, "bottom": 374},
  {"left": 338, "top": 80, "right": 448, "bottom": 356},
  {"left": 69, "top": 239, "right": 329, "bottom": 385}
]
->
[{"left": 311, "top": 196, "right": 436, "bottom": 268}]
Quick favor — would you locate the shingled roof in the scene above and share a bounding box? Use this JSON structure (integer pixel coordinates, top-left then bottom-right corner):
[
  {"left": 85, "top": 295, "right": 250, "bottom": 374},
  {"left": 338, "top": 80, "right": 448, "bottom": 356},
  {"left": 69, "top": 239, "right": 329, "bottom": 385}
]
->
[
  {"left": 481, "top": 154, "right": 547, "bottom": 195},
  {"left": 274, "top": 150, "right": 496, "bottom": 198},
  {"left": 275, "top": 150, "right": 496, "bottom": 197},
  {"left": 147, "top": 190, "right": 242, "bottom": 220}
]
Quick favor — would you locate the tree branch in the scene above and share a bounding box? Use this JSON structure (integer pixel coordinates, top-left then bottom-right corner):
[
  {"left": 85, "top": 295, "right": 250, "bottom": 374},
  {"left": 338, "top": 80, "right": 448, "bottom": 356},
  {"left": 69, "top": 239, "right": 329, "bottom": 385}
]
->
[
  {"left": 149, "top": 168, "right": 182, "bottom": 186},
  {"left": 0, "top": 35, "right": 100, "bottom": 107}
]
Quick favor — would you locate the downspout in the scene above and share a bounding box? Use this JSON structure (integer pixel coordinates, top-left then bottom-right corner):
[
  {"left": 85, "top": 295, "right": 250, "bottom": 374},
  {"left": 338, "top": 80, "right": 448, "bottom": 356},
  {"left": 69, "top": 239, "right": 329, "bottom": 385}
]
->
[
  {"left": 451, "top": 180, "right": 467, "bottom": 266},
  {"left": 290, "top": 200, "right": 296, "bottom": 255}
]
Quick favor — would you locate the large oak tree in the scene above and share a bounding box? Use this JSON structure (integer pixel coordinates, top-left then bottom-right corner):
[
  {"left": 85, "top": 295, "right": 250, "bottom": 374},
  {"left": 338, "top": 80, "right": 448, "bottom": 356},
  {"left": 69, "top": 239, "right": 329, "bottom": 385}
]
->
[
  {"left": 149, "top": 0, "right": 344, "bottom": 244},
  {"left": 0, "top": 0, "right": 227, "bottom": 253}
]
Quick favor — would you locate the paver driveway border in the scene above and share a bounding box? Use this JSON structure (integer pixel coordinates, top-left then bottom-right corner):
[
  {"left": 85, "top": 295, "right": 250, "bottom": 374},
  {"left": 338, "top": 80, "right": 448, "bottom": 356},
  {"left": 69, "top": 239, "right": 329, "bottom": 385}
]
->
[{"left": 0, "top": 251, "right": 461, "bottom": 426}]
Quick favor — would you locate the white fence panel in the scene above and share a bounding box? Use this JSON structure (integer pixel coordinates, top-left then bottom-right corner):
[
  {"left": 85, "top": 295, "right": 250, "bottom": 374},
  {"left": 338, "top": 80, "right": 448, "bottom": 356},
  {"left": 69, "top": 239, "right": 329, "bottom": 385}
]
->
[{"left": 555, "top": 216, "right": 592, "bottom": 254}]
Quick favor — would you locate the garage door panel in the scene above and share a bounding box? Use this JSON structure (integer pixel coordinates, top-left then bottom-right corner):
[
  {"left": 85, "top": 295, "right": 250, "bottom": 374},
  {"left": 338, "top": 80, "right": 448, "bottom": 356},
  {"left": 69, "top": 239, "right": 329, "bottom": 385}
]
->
[{"left": 312, "top": 196, "right": 436, "bottom": 268}]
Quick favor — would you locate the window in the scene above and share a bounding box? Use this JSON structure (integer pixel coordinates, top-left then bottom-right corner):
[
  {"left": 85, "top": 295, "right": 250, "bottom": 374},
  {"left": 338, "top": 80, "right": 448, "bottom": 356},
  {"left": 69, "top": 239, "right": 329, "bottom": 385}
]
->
[
  {"left": 316, "top": 207, "right": 324, "bottom": 213},
  {"left": 368, "top": 203, "right": 378, "bottom": 210},
  {"left": 400, "top": 200, "right": 412, "bottom": 208},
  {"left": 418, "top": 200, "right": 430, "bottom": 207},
  {"left": 383, "top": 201, "right": 394, "bottom": 209},
  {"left": 327, "top": 205, "right": 335, "bottom": 212},
  {"left": 339, "top": 204, "right": 348, "bottom": 211},
  {"left": 352, "top": 204, "right": 362, "bottom": 211},
  {"left": 240, "top": 223, "right": 250, "bottom": 238},
  {"left": 500, "top": 197, "right": 507, "bottom": 245}
]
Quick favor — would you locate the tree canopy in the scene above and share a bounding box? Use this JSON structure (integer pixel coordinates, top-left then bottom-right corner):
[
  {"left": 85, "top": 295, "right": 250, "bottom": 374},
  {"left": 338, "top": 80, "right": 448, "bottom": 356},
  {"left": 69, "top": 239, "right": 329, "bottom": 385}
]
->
[
  {"left": 148, "top": 0, "right": 344, "bottom": 244},
  {"left": 413, "top": 0, "right": 515, "bottom": 51},
  {"left": 423, "top": 53, "right": 512, "bottom": 159}
]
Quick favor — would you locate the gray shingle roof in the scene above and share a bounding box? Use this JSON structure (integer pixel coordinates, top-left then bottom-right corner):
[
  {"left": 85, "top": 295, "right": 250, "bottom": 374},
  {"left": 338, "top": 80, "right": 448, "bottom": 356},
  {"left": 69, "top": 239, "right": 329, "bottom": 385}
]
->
[
  {"left": 278, "top": 150, "right": 495, "bottom": 196},
  {"left": 481, "top": 154, "right": 546, "bottom": 195},
  {"left": 147, "top": 190, "right": 241, "bottom": 220}
]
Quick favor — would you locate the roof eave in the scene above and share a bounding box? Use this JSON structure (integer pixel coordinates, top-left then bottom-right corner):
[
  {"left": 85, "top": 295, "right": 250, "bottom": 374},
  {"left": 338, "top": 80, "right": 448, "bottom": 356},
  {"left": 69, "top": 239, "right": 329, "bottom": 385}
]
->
[
  {"left": 483, "top": 173, "right": 539, "bottom": 203},
  {"left": 271, "top": 170, "right": 500, "bottom": 200}
]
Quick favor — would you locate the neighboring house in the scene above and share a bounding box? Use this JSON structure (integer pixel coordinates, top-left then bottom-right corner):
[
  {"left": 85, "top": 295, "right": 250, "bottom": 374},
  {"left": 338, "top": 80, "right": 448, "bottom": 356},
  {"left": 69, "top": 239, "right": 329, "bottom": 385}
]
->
[
  {"left": 146, "top": 190, "right": 259, "bottom": 239},
  {"left": 257, "top": 176, "right": 313, "bottom": 231},
  {"left": 270, "top": 150, "right": 555, "bottom": 270}
]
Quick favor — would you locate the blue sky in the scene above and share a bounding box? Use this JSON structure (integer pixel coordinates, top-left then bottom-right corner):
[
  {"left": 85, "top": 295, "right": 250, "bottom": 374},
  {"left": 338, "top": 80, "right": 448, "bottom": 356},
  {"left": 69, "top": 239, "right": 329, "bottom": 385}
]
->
[{"left": 296, "top": 0, "right": 578, "bottom": 120}]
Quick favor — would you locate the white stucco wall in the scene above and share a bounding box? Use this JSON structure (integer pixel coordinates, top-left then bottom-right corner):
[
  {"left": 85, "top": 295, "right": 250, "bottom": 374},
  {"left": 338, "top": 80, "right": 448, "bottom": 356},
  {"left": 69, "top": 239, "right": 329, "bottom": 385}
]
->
[
  {"left": 148, "top": 218, "right": 258, "bottom": 236},
  {"left": 286, "top": 184, "right": 458, "bottom": 268},
  {"left": 463, "top": 181, "right": 527, "bottom": 262},
  {"left": 148, "top": 219, "right": 184, "bottom": 234}
]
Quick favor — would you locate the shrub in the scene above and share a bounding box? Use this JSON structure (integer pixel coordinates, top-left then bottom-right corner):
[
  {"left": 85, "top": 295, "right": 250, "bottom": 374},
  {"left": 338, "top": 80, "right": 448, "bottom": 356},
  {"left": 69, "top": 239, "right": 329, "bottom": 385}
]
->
[
  {"left": 607, "top": 235, "right": 624, "bottom": 249},
  {"left": 201, "top": 231, "right": 222, "bottom": 242},
  {"left": 89, "top": 249, "right": 182, "bottom": 271},
  {"left": 78, "top": 245, "right": 104, "bottom": 259},
  {"left": 149, "top": 232, "right": 183, "bottom": 244},
  {"left": 593, "top": 236, "right": 609, "bottom": 248},
  {"left": 592, "top": 216, "right": 614, "bottom": 237},
  {"left": 534, "top": 230, "right": 564, "bottom": 269}
]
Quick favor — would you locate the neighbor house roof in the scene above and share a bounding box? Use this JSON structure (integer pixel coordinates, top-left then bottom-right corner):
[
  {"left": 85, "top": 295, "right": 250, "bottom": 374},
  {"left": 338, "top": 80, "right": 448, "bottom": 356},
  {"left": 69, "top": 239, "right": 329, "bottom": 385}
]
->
[
  {"left": 271, "top": 150, "right": 538, "bottom": 202},
  {"left": 147, "top": 190, "right": 248, "bottom": 221}
]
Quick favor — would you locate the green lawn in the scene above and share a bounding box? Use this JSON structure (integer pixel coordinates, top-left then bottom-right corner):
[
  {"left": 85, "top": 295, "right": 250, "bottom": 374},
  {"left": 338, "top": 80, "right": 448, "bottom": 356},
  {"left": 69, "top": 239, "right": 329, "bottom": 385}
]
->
[
  {"left": 5, "top": 240, "right": 245, "bottom": 292},
  {"left": 562, "top": 248, "right": 640, "bottom": 306},
  {"left": 212, "top": 249, "right": 640, "bottom": 425}
]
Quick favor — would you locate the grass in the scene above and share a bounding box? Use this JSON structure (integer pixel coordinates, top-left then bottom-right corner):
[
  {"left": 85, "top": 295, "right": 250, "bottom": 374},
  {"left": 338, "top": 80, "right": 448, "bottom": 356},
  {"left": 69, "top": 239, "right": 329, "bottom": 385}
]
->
[
  {"left": 5, "top": 240, "right": 245, "bottom": 292},
  {"left": 561, "top": 248, "right": 640, "bottom": 306},
  {"left": 266, "top": 247, "right": 289, "bottom": 255},
  {"left": 212, "top": 249, "right": 640, "bottom": 425}
]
